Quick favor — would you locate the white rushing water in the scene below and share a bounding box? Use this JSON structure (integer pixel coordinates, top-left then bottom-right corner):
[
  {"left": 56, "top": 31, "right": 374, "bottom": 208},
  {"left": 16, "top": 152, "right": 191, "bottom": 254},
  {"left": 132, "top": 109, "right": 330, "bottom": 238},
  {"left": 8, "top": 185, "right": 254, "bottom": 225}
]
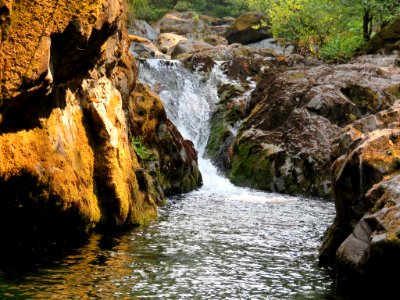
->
[{"left": 138, "top": 59, "right": 239, "bottom": 193}]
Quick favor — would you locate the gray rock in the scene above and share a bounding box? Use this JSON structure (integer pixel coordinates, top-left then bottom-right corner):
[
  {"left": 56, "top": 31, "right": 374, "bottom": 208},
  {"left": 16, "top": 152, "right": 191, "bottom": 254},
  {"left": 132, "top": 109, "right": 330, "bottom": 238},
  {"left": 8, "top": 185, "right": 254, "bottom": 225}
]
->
[
  {"left": 128, "top": 19, "right": 159, "bottom": 42},
  {"left": 247, "top": 38, "right": 294, "bottom": 55}
]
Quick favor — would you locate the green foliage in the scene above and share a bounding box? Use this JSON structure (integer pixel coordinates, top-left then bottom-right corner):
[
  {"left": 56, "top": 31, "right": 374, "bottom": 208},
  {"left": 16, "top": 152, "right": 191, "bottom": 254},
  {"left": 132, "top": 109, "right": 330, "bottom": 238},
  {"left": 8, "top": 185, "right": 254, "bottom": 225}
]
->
[
  {"left": 127, "top": 0, "right": 151, "bottom": 20},
  {"left": 127, "top": 0, "right": 175, "bottom": 21},
  {"left": 319, "top": 33, "right": 365, "bottom": 63},
  {"left": 251, "top": 19, "right": 268, "bottom": 30},
  {"left": 132, "top": 137, "right": 156, "bottom": 162},
  {"left": 240, "top": 0, "right": 399, "bottom": 61},
  {"left": 244, "top": 0, "right": 273, "bottom": 12},
  {"left": 127, "top": 0, "right": 399, "bottom": 61},
  {"left": 175, "top": 0, "right": 245, "bottom": 17}
]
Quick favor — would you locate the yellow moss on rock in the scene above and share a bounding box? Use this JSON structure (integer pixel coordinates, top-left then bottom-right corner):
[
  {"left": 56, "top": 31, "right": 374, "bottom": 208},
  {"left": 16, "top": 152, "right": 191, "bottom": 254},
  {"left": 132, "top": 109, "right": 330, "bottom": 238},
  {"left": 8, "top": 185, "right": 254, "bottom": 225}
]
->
[
  {"left": 0, "top": 0, "right": 160, "bottom": 234},
  {"left": 0, "top": 0, "right": 118, "bottom": 99},
  {"left": 363, "top": 132, "right": 400, "bottom": 173},
  {"left": 130, "top": 83, "right": 164, "bottom": 141},
  {"left": 0, "top": 92, "right": 101, "bottom": 228}
]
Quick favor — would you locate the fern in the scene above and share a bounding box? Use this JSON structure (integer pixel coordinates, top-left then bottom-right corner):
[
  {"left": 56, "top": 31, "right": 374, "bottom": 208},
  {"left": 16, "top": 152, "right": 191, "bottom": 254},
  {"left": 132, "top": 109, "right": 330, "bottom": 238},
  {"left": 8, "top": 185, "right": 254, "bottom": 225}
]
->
[{"left": 132, "top": 136, "right": 156, "bottom": 162}]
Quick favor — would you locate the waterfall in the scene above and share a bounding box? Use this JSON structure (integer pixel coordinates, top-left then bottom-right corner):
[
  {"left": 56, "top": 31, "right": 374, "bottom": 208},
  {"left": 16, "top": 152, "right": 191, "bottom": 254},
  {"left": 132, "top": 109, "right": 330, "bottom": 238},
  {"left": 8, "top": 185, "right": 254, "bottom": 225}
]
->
[{"left": 138, "top": 59, "right": 236, "bottom": 192}]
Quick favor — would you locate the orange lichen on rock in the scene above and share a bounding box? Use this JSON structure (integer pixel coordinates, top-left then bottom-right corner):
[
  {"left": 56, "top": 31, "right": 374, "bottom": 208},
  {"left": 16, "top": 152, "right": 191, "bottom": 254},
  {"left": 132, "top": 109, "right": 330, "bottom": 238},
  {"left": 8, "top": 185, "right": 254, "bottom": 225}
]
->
[
  {"left": 0, "top": 0, "right": 161, "bottom": 237},
  {"left": 130, "top": 82, "right": 165, "bottom": 141},
  {"left": 0, "top": 92, "right": 101, "bottom": 231},
  {"left": 0, "top": 0, "right": 121, "bottom": 100},
  {"left": 362, "top": 131, "right": 400, "bottom": 173}
]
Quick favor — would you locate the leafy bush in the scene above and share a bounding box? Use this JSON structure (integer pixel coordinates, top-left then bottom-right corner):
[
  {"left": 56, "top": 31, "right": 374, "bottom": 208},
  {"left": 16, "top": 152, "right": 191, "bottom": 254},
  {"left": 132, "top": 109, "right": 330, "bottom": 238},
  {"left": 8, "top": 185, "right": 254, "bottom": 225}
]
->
[
  {"left": 242, "top": 0, "right": 399, "bottom": 61},
  {"left": 127, "top": 0, "right": 171, "bottom": 22},
  {"left": 320, "top": 34, "right": 365, "bottom": 63}
]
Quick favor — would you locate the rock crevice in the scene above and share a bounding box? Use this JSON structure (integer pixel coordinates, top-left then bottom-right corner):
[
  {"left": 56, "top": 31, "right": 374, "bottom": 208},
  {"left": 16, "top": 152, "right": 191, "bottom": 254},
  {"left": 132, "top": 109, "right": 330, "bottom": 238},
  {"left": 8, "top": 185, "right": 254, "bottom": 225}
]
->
[{"left": 0, "top": 0, "right": 201, "bottom": 241}]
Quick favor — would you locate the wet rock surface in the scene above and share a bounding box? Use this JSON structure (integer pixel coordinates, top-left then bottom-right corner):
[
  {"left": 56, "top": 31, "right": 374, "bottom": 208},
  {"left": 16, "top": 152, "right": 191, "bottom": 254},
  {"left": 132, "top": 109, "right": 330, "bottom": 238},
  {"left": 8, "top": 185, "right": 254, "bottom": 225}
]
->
[
  {"left": 129, "top": 83, "right": 202, "bottom": 197},
  {"left": 204, "top": 54, "right": 400, "bottom": 199}
]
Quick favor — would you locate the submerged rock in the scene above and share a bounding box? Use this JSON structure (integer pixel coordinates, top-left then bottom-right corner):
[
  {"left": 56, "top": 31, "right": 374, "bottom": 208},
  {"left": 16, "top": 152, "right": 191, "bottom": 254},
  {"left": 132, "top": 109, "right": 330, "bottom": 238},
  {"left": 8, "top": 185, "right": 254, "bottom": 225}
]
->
[{"left": 0, "top": 0, "right": 201, "bottom": 241}]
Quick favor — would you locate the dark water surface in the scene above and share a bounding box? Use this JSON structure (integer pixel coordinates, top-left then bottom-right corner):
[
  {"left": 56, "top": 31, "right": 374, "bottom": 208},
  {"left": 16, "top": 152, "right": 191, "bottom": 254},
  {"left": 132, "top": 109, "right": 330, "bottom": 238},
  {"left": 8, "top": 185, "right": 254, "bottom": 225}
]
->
[{"left": 0, "top": 189, "right": 338, "bottom": 299}]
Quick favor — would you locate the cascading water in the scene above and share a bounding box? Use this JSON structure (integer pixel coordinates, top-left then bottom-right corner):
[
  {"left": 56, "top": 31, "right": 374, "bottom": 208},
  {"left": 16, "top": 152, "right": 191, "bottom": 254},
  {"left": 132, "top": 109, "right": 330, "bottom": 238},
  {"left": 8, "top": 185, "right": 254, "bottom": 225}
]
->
[
  {"left": 138, "top": 59, "right": 237, "bottom": 192},
  {"left": 0, "top": 59, "right": 339, "bottom": 300}
]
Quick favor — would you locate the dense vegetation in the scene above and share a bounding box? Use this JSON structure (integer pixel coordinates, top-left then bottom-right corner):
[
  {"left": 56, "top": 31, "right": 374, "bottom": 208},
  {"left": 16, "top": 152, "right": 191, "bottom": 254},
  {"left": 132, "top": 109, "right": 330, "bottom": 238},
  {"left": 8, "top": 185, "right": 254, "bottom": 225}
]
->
[
  {"left": 127, "top": 0, "right": 245, "bottom": 20},
  {"left": 128, "top": 0, "right": 400, "bottom": 61},
  {"left": 248, "top": 0, "right": 400, "bottom": 61}
]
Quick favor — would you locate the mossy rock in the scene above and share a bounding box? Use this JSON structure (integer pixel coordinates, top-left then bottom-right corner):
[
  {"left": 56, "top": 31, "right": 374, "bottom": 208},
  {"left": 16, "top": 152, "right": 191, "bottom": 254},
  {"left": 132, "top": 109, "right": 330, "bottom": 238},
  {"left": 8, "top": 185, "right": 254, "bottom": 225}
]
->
[
  {"left": 229, "top": 138, "right": 273, "bottom": 190},
  {"left": 129, "top": 83, "right": 202, "bottom": 197},
  {"left": 225, "top": 12, "right": 272, "bottom": 45},
  {"left": 363, "top": 16, "right": 400, "bottom": 54},
  {"left": 206, "top": 83, "right": 246, "bottom": 172}
]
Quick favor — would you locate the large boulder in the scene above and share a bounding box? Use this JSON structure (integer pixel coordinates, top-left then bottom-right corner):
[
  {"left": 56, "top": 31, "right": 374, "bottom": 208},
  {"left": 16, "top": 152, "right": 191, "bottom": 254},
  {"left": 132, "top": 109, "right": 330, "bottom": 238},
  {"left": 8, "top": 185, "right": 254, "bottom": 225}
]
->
[
  {"left": 129, "top": 83, "right": 202, "bottom": 196},
  {"left": 217, "top": 55, "right": 400, "bottom": 198},
  {"left": 0, "top": 0, "right": 201, "bottom": 242},
  {"left": 319, "top": 101, "right": 400, "bottom": 293},
  {"left": 129, "top": 34, "right": 168, "bottom": 59},
  {"left": 363, "top": 16, "right": 400, "bottom": 54},
  {"left": 225, "top": 12, "right": 272, "bottom": 45},
  {"left": 157, "top": 32, "right": 188, "bottom": 55},
  {"left": 155, "top": 12, "right": 217, "bottom": 40},
  {"left": 127, "top": 19, "right": 159, "bottom": 42},
  {"left": 178, "top": 43, "right": 277, "bottom": 61},
  {"left": 247, "top": 38, "right": 294, "bottom": 55},
  {"left": 171, "top": 39, "right": 214, "bottom": 59}
]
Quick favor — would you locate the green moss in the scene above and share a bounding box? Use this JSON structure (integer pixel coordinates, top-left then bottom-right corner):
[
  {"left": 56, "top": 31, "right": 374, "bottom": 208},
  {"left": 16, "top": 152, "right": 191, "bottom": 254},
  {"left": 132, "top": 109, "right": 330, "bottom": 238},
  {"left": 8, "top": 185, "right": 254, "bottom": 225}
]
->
[
  {"left": 206, "top": 121, "right": 231, "bottom": 158},
  {"left": 132, "top": 136, "right": 157, "bottom": 162},
  {"left": 229, "top": 139, "right": 272, "bottom": 189},
  {"left": 206, "top": 83, "right": 245, "bottom": 160},
  {"left": 385, "top": 84, "right": 400, "bottom": 99}
]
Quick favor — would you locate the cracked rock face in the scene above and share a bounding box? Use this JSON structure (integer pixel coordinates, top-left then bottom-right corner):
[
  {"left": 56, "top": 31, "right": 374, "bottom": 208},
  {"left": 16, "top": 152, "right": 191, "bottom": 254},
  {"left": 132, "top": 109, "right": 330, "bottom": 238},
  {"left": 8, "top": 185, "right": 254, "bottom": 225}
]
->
[
  {"left": 227, "top": 55, "right": 400, "bottom": 198},
  {"left": 0, "top": 0, "right": 201, "bottom": 241},
  {"left": 319, "top": 101, "right": 400, "bottom": 290}
]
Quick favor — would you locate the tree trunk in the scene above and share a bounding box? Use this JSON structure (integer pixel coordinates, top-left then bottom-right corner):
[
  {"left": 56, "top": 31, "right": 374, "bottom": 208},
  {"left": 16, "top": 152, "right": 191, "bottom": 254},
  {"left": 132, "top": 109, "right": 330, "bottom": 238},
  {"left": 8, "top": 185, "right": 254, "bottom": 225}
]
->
[{"left": 363, "top": 8, "right": 372, "bottom": 41}]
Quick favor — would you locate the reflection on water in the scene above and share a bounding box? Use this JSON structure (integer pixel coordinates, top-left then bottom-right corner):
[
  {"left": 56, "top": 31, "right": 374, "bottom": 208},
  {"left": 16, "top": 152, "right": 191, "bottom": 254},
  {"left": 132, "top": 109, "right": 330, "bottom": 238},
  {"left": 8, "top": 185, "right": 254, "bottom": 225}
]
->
[
  {"left": 0, "top": 190, "right": 338, "bottom": 299},
  {"left": 0, "top": 59, "right": 340, "bottom": 299}
]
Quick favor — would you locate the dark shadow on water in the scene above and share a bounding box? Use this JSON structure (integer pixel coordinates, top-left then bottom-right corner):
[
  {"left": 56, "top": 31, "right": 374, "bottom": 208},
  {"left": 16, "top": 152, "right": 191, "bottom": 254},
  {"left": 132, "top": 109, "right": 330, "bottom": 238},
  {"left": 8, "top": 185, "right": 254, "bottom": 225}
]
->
[{"left": 0, "top": 230, "right": 129, "bottom": 277}]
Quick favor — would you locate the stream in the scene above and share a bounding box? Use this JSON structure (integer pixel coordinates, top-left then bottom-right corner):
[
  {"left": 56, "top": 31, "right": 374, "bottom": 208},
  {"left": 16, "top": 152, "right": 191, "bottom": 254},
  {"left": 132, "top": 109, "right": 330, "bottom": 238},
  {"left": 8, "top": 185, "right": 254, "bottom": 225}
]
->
[{"left": 0, "top": 60, "right": 338, "bottom": 299}]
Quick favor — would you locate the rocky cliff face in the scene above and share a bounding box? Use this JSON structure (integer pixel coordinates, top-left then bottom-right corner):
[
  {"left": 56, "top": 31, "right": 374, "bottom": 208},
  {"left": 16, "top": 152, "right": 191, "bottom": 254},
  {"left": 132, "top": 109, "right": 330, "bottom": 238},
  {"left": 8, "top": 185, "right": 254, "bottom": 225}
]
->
[
  {"left": 0, "top": 0, "right": 201, "bottom": 241},
  {"left": 221, "top": 55, "right": 400, "bottom": 198},
  {"left": 319, "top": 102, "right": 400, "bottom": 291}
]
